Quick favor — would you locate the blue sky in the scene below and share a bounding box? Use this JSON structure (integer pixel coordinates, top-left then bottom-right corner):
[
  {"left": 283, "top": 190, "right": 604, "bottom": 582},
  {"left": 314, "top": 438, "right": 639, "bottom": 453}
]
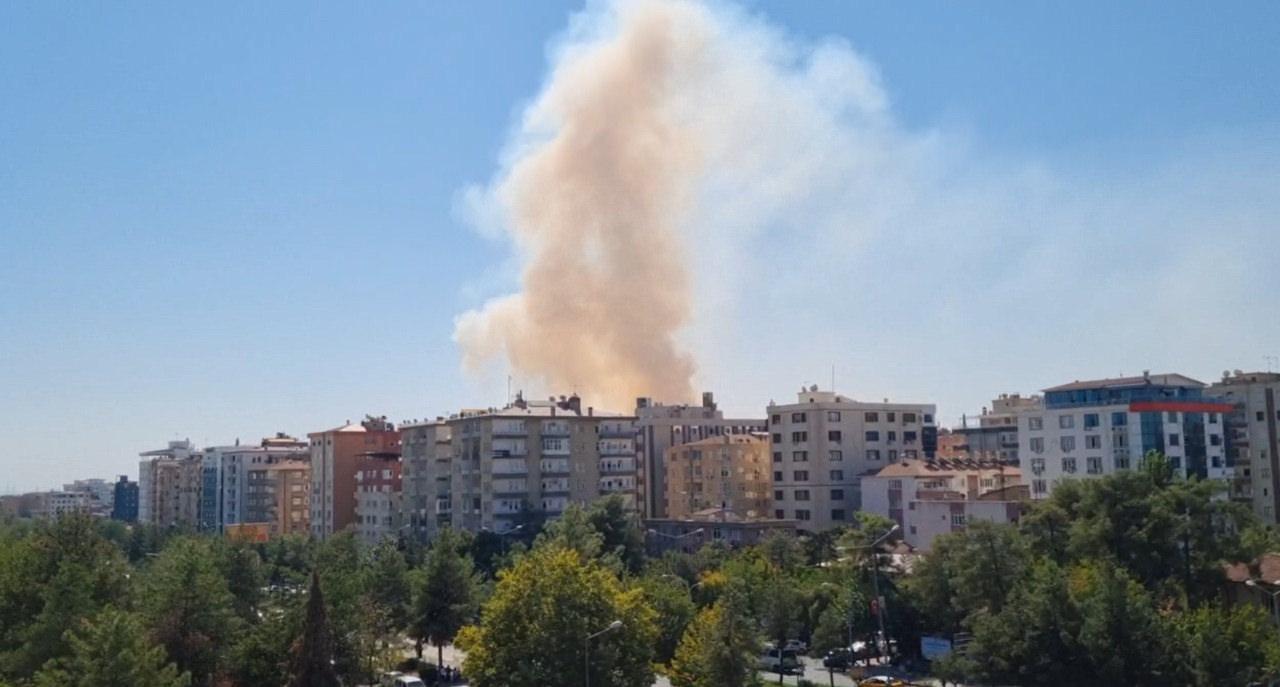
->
[{"left": 2, "top": 1, "right": 1278, "bottom": 491}]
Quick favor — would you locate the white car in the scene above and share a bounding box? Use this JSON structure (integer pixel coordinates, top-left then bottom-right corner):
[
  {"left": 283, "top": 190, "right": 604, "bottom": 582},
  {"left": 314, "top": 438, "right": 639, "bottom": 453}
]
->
[{"left": 393, "top": 677, "right": 426, "bottom": 687}]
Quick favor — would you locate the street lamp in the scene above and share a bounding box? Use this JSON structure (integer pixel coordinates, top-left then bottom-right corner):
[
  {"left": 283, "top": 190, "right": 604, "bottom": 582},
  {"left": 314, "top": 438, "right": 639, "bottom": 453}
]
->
[
  {"left": 1246, "top": 579, "right": 1280, "bottom": 627},
  {"left": 838, "top": 524, "right": 900, "bottom": 665},
  {"left": 585, "top": 619, "right": 623, "bottom": 687}
]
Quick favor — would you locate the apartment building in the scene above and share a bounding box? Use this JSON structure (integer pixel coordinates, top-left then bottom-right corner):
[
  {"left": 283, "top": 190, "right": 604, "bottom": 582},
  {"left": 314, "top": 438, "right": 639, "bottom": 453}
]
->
[
  {"left": 309, "top": 416, "right": 400, "bottom": 539},
  {"left": 31, "top": 490, "right": 93, "bottom": 519},
  {"left": 1209, "top": 371, "right": 1280, "bottom": 523},
  {"left": 635, "top": 393, "right": 767, "bottom": 519},
  {"left": 405, "top": 393, "right": 638, "bottom": 537},
  {"left": 138, "top": 440, "right": 203, "bottom": 528},
  {"left": 950, "top": 393, "right": 1041, "bottom": 465},
  {"left": 664, "top": 434, "right": 772, "bottom": 519},
  {"left": 766, "top": 386, "right": 938, "bottom": 532},
  {"left": 243, "top": 460, "right": 311, "bottom": 538},
  {"left": 112, "top": 475, "right": 138, "bottom": 522},
  {"left": 62, "top": 478, "right": 115, "bottom": 516},
  {"left": 207, "top": 433, "right": 309, "bottom": 532},
  {"left": 862, "top": 458, "right": 1026, "bottom": 551},
  {"left": 1019, "top": 373, "right": 1232, "bottom": 498},
  {"left": 354, "top": 454, "right": 401, "bottom": 545},
  {"left": 400, "top": 420, "right": 453, "bottom": 541}
]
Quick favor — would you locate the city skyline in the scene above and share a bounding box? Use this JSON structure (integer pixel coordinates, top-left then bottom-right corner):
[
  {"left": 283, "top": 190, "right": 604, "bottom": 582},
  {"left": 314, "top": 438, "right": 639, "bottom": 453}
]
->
[{"left": 4, "top": 0, "right": 1279, "bottom": 491}]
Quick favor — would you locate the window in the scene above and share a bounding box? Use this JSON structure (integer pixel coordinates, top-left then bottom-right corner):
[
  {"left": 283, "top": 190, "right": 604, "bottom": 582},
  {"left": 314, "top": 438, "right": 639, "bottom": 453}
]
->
[
  {"left": 772, "top": 451, "right": 782, "bottom": 463},
  {"left": 887, "top": 412, "right": 896, "bottom": 422},
  {"left": 864, "top": 412, "right": 879, "bottom": 422},
  {"left": 1062, "top": 457, "right": 1077, "bottom": 473},
  {"left": 1259, "top": 411, "right": 1266, "bottom": 422},
  {"left": 889, "top": 479, "right": 903, "bottom": 489},
  {"left": 791, "top": 431, "right": 808, "bottom": 443},
  {"left": 827, "top": 430, "right": 843, "bottom": 444},
  {"left": 795, "top": 490, "right": 811, "bottom": 501},
  {"left": 1210, "top": 434, "right": 1222, "bottom": 447},
  {"left": 792, "top": 451, "right": 809, "bottom": 462},
  {"left": 1084, "top": 413, "right": 1100, "bottom": 429},
  {"left": 1113, "top": 433, "right": 1128, "bottom": 448},
  {"left": 1030, "top": 458, "right": 1046, "bottom": 475},
  {"left": 774, "top": 509, "right": 785, "bottom": 520},
  {"left": 1059, "top": 415, "right": 1075, "bottom": 429},
  {"left": 795, "top": 509, "right": 812, "bottom": 521},
  {"left": 866, "top": 450, "right": 881, "bottom": 461},
  {"left": 1060, "top": 436, "right": 1076, "bottom": 452},
  {"left": 827, "top": 411, "right": 841, "bottom": 422},
  {"left": 830, "top": 469, "right": 844, "bottom": 481},
  {"left": 904, "top": 431, "right": 918, "bottom": 442},
  {"left": 772, "top": 433, "right": 783, "bottom": 444},
  {"left": 773, "top": 471, "right": 783, "bottom": 482},
  {"left": 793, "top": 470, "right": 810, "bottom": 481},
  {"left": 951, "top": 513, "right": 967, "bottom": 527},
  {"left": 773, "top": 489, "right": 784, "bottom": 501},
  {"left": 1085, "top": 435, "right": 1102, "bottom": 449},
  {"left": 903, "top": 412, "right": 917, "bottom": 423},
  {"left": 1112, "top": 412, "right": 1128, "bottom": 426},
  {"left": 1087, "top": 456, "right": 1103, "bottom": 474},
  {"left": 1166, "top": 411, "right": 1179, "bottom": 423},
  {"left": 792, "top": 412, "right": 807, "bottom": 423},
  {"left": 770, "top": 414, "right": 781, "bottom": 424},
  {"left": 831, "top": 489, "right": 844, "bottom": 500},
  {"left": 1168, "top": 433, "right": 1180, "bottom": 447},
  {"left": 887, "top": 431, "right": 898, "bottom": 442},
  {"left": 1033, "top": 479, "right": 1047, "bottom": 494},
  {"left": 1028, "top": 417, "right": 1044, "bottom": 430},
  {"left": 888, "top": 450, "right": 898, "bottom": 461},
  {"left": 1030, "top": 438, "right": 1045, "bottom": 454},
  {"left": 829, "top": 450, "right": 843, "bottom": 462},
  {"left": 1208, "top": 413, "right": 1219, "bottom": 424},
  {"left": 1115, "top": 455, "right": 1131, "bottom": 470},
  {"left": 832, "top": 509, "right": 846, "bottom": 521},
  {"left": 924, "top": 413, "right": 934, "bottom": 423}
]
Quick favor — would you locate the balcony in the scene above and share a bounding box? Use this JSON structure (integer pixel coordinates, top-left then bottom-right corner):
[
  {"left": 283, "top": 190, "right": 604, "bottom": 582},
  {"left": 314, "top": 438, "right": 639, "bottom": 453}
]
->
[
  {"left": 491, "top": 458, "right": 529, "bottom": 476},
  {"left": 540, "top": 458, "right": 571, "bottom": 475},
  {"left": 600, "top": 458, "right": 635, "bottom": 474},
  {"left": 542, "top": 421, "right": 571, "bottom": 437}
]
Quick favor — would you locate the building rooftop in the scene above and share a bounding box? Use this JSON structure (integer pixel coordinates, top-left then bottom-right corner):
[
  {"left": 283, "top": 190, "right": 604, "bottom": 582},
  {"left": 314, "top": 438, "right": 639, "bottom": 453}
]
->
[
  {"left": 872, "top": 458, "right": 1021, "bottom": 478},
  {"left": 1043, "top": 373, "right": 1204, "bottom": 392},
  {"left": 678, "top": 433, "right": 769, "bottom": 449}
]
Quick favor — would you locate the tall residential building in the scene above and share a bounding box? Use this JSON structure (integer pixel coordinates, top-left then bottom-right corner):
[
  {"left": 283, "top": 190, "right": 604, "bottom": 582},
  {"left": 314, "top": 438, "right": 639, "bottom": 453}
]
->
[
  {"left": 400, "top": 420, "right": 453, "bottom": 541},
  {"left": 1209, "top": 371, "right": 1280, "bottom": 523},
  {"left": 951, "top": 393, "right": 1041, "bottom": 465},
  {"left": 1019, "top": 373, "right": 1232, "bottom": 499},
  {"left": 405, "top": 393, "right": 638, "bottom": 537},
  {"left": 766, "top": 386, "right": 938, "bottom": 532},
  {"left": 138, "top": 440, "right": 203, "bottom": 528},
  {"left": 309, "top": 416, "right": 400, "bottom": 539},
  {"left": 243, "top": 459, "right": 311, "bottom": 538},
  {"left": 862, "top": 458, "right": 1027, "bottom": 552},
  {"left": 635, "top": 393, "right": 767, "bottom": 519},
  {"left": 354, "top": 454, "right": 402, "bottom": 545},
  {"left": 206, "top": 434, "right": 309, "bottom": 532},
  {"left": 112, "top": 475, "right": 139, "bottom": 522},
  {"left": 664, "top": 434, "right": 772, "bottom": 519}
]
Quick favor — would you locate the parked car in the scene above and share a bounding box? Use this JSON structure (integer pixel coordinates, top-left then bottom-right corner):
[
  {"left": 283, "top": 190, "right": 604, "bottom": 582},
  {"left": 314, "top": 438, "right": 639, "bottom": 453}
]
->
[
  {"left": 758, "top": 646, "right": 803, "bottom": 675},
  {"left": 858, "top": 676, "right": 906, "bottom": 687},
  {"left": 784, "top": 639, "right": 809, "bottom": 655},
  {"left": 822, "top": 648, "right": 853, "bottom": 669},
  {"left": 393, "top": 677, "right": 426, "bottom": 687}
]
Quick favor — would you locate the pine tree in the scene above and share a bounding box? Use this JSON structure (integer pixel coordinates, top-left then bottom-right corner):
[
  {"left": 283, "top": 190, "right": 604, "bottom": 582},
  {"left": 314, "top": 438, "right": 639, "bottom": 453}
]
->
[
  {"left": 410, "top": 528, "right": 479, "bottom": 670},
  {"left": 32, "top": 607, "right": 190, "bottom": 687},
  {"left": 286, "top": 572, "right": 343, "bottom": 687}
]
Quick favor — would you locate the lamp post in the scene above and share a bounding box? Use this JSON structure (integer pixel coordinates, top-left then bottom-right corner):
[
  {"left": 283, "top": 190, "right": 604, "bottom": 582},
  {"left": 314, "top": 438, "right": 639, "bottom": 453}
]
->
[
  {"left": 1246, "top": 579, "right": 1280, "bottom": 627},
  {"left": 585, "top": 619, "right": 623, "bottom": 687},
  {"left": 839, "top": 524, "right": 900, "bottom": 665}
]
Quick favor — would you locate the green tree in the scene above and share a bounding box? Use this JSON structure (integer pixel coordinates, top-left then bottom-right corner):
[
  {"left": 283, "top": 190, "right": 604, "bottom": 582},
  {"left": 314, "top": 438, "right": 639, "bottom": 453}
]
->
[
  {"left": 287, "top": 572, "right": 343, "bottom": 687},
  {"left": 366, "top": 541, "right": 412, "bottom": 635},
  {"left": 1171, "top": 604, "right": 1280, "bottom": 686},
  {"left": 215, "top": 539, "right": 264, "bottom": 622},
  {"left": 141, "top": 538, "right": 241, "bottom": 686},
  {"left": 1074, "top": 561, "right": 1168, "bottom": 686},
  {"left": 587, "top": 495, "right": 648, "bottom": 573},
  {"left": 638, "top": 574, "right": 697, "bottom": 665},
  {"left": 410, "top": 528, "right": 479, "bottom": 669},
  {"left": 536, "top": 503, "right": 605, "bottom": 560},
  {"left": 968, "top": 561, "right": 1083, "bottom": 686},
  {"left": 458, "top": 543, "right": 657, "bottom": 687},
  {"left": 227, "top": 599, "right": 302, "bottom": 687},
  {"left": 32, "top": 607, "right": 190, "bottom": 687},
  {"left": 668, "top": 589, "right": 761, "bottom": 687}
]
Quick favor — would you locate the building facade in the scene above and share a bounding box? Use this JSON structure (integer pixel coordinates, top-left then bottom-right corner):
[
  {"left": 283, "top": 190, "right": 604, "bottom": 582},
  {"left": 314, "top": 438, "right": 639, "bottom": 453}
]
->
[
  {"left": 138, "top": 439, "right": 201, "bottom": 525},
  {"left": 1209, "top": 371, "right": 1280, "bottom": 523},
  {"left": 635, "top": 393, "right": 767, "bottom": 519},
  {"left": 400, "top": 420, "right": 454, "bottom": 541},
  {"left": 1019, "top": 373, "right": 1232, "bottom": 498},
  {"left": 309, "top": 416, "right": 400, "bottom": 539},
  {"left": 354, "top": 455, "right": 402, "bottom": 545},
  {"left": 950, "top": 393, "right": 1041, "bottom": 466},
  {"left": 664, "top": 434, "right": 772, "bottom": 519},
  {"left": 112, "top": 475, "right": 138, "bottom": 521},
  {"left": 861, "top": 458, "right": 1026, "bottom": 551},
  {"left": 243, "top": 459, "right": 311, "bottom": 538},
  {"left": 644, "top": 509, "right": 797, "bottom": 555},
  {"left": 766, "top": 386, "right": 938, "bottom": 532},
  {"left": 208, "top": 433, "right": 309, "bottom": 532},
  {"left": 62, "top": 478, "right": 115, "bottom": 516}
]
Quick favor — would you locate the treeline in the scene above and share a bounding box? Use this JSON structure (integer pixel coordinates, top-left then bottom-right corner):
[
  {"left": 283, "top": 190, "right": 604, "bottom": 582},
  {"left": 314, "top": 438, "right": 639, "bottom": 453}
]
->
[{"left": 2, "top": 453, "right": 1279, "bottom": 687}]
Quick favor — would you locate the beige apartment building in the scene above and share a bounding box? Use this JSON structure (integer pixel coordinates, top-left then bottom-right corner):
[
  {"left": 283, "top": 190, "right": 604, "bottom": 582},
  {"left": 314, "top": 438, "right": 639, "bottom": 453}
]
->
[
  {"left": 1210, "top": 371, "right": 1280, "bottom": 523},
  {"left": 402, "top": 393, "right": 637, "bottom": 537},
  {"left": 138, "top": 439, "right": 202, "bottom": 527},
  {"left": 664, "top": 434, "right": 772, "bottom": 519},
  {"left": 243, "top": 460, "right": 310, "bottom": 538},
  {"left": 766, "top": 386, "right": 938, "bottom": 532}
]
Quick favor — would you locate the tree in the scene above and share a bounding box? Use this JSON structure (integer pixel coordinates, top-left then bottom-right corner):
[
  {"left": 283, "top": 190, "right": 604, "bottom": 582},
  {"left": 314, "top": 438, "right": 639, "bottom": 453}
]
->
[
  {"left": 286, "top": 572, "right": 343, "bottom": 687},
  {"left": 366, "top": 541, "right": 412, "bottom": 635},
  {"left": 32, "top": 607, "right": 190, "bottom": 687},
  {"left": 141, "top": 538, "right": 241, "bottom": 686},
  {"left": 638, "top": 574, "right": 697, "bottom": 665},
  {"left": 668, "top": 588, "right": 761, "bottom": 687},
  {"left": 1073, "top": 561, "right": 1168, "bottom": 686},
  {"left": 760, "top": 573, "right": 799, "bottom": 683},
  {"left": 587, "top": 495, "right": 647, "bottom": 573},
  {"left": 458, "top": 543, "right": 657, "bottom": 687},
  {"left": 1170, "top": 604, "right": 1280, "bottom": 686},
  {"left": 536, "top": 503, "right": 605, "bottom": 560},
  {"left": 410, "top": 528, "right": 479, "bottom": 669},
  {"left": 215, "top": 539, "right": 265, "bottom": 622}
]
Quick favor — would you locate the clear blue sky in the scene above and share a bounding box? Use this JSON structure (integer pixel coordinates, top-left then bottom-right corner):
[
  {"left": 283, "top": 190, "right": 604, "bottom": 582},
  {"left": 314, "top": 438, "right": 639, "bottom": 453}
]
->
[{"left": 2, "top": 1, "right": 1278, "bottom": 491}]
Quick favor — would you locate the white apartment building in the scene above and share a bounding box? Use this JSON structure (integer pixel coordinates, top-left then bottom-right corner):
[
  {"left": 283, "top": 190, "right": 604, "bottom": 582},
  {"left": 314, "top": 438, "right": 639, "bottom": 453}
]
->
[
  {"left": 862, "top": 458, "right": 1025, "bottom": 552},
  {"left": 1209, "top": 371, "right": 1280, "bottom": 523},
  {"left": 635, "top": 393, "right": 767, "bottom": 518},
  {"left": 1019, "top": 373, "right": 1232, "bottom": 498},
  {"left": 206, "top": 434, "right": 309, "bottom": 532},
  {"left": 32, "top": 490, "right": 94, "bottom": 518},
  {"left": 62, "top": 478, "right": 115, "bottom": 515},
  {"left": 766, "top": 386, "right": 938, "bottom": 532},
  {"left": 403, "top": 393, "right": 638, "bottom": 537}
]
